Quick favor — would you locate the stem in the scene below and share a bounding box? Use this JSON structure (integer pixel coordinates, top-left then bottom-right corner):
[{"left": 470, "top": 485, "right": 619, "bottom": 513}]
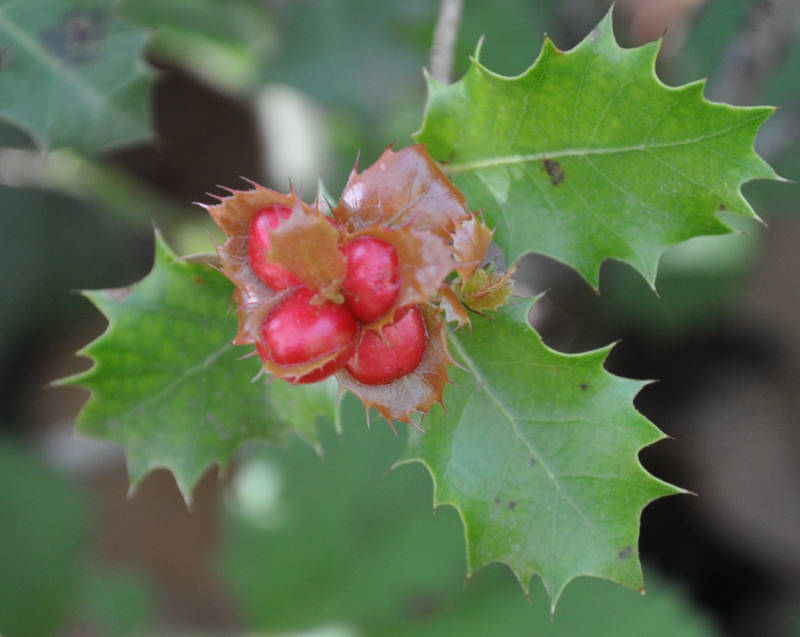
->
[{"left": 429, "top": 0, "right": 464, "bottom": 83}]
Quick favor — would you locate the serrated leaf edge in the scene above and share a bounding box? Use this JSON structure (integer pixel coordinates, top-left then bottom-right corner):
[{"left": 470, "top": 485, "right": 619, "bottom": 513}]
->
[
  {"left": 415, "top": 7, "right": 782, "bottom": 289},
  {"left": 395, "top": 302, "right": 684, "bottom": 610}
]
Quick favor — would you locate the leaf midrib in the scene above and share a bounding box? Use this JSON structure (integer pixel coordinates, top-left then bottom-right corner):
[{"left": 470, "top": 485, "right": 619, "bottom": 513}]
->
[
  {"left": 441, "top": 125, "right": 745, "bottom": 176},
  {"left": 448, "top": 332, "right": 602, "bottom": 544}
]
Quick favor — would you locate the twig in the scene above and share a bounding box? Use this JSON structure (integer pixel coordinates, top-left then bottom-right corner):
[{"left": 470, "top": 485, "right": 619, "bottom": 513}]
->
[{"left": 429, "top": 0, "right": 464, "bottom": 83}]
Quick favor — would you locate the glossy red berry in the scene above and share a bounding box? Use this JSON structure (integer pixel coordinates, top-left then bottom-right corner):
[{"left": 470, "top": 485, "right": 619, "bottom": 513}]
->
[
  {"left": 345, "top": 305, "right": 426, "bottom": 385},
  {"left": 342, "top": 236, "right": 402, "bottom": 323},
  {"left": 248, "top": 205, "right": 300, "bottom": 290},
  {"left": 257, "top": 287, "right": 359, "bottom": 384}
]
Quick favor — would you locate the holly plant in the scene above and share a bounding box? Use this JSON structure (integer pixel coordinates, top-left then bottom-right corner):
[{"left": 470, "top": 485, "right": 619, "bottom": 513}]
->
[{"left": 50, "top": 6, "right": 778, "bottom": 618}]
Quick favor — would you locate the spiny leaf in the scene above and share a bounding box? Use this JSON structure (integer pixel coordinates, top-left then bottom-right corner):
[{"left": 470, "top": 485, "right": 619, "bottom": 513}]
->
[
  {"left": 400, "top": 302, "right": 680, "bottom": 608},
  {"left": 64, "top": 232, "right": 336, "bottom": 501},
  {"left": 415, "top": 9, "right": 780, "bottom": 288},
  {"left": 118, "top": 0, "right": 277, "bottom": 94},
  {"left": 0, "top": 0, "right": 154, "bottom": 153}
]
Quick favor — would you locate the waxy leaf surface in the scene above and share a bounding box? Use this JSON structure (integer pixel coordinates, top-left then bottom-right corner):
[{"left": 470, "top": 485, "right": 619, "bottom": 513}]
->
[
  {"left": 0, "top": 0, "right": 153, "bottom": 153},
  {"left": 401, "top": 302, "right": 679, "bottom": 607},
  {"left": 67, "top": 234, "right": 337, "bottom": 500},
  {"left": 416, "top": 11, "right": 778, "bottom": 287}
]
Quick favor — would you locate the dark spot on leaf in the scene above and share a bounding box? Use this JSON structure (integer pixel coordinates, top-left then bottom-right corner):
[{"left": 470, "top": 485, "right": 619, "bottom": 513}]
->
[
  {"left": 718, "top": 203, "right": 728, "bottom": 211},
  {"left": 508, "top": 501, "right": 516, "bottom": 510},
  {"left": 529, "top": 457, "right": 536, "bottom": 467},
  {"left": 494, "top": 497, "right": 501, "bottom": 505},
  {"left": 580, "top": 382, "right": 588, "bottom": 391},
  {"left": 0, "top": 48, "right": 11, "bottom": 71},
  {"left": 193, "top": 276, "right": 205, "bottom": 286},
  {"left": 542, "top": 159, "right": 565, "bottom": 186},
  {"left": 40, "top": 9, "right": 108, "bottom": 65},
  {"left": 618, "top": 546, "right": 632, "bottom": 559}
]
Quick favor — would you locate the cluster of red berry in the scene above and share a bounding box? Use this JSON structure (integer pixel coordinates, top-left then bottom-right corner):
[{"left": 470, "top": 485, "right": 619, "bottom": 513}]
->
[
  {"left": 248, "top": 204, "right": 426, "bottom": 386},
  {"left": 205, "top": 146, "right": 508, "bottom": 422}
]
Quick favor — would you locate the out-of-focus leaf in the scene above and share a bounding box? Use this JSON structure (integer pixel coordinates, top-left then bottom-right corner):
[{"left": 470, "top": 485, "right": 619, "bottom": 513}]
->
[
  {"left": 77, "top": 566, "right": 154, "bottom": 637},
  {"left": 119, "top": 0, "right": 276, "bottom": 93},
  {"left": 0, "top": 0, "right": 153, "bottom": 153},
  {"left": 264, "top": 0, "right": 433, "bottom": 116},
  {"left": 378, "top": 563, "right": 718, "bottom": 637},
  {"left": 0, "top": 184, "right": 152, "bottom": 365},
  {"left": 0, "top": 439, "right": 90, "bottom": 637},
  {"left": 220, "top": 414, "right": 467, "bottom": 634}
]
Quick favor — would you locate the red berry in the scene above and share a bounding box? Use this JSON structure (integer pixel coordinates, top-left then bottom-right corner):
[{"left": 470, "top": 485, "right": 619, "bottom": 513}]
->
[
  {"left": 345, "top": 306, "right": 426, "bottom": 385},
  {"left": 257, "top": 287, "right": 358, "bottom": 384},
  {"left": 342, "top": 236, "right": 402, "bottom": 323},
  {"left": 248, "top": 205, "right": 300, "bottom": 290}
]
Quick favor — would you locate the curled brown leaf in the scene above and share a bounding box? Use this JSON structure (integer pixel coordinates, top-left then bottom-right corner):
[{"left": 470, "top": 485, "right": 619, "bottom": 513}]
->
[
  {"left": 205, "top": 185, "right": 314, "bottom": 300},
  {"left": 267, "top": 209, "right": 347, "bottom": 303},
  {"left": 334, "top": 145, "right": 472, "bottom": 235}
]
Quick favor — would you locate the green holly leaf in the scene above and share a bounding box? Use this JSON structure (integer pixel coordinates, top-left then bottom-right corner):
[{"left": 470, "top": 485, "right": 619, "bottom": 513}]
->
[
  {"left": 415, "top": 10, "right": 780, "bottom": 287},
  {"left": 400, "top": 302, "right": 680, "bottom": 608},
  {"left": 0, "top": 0, "right": 153, "bottom": 154},
  {"left": 65, "top": 233, "right": 337, "bottom": 501}
]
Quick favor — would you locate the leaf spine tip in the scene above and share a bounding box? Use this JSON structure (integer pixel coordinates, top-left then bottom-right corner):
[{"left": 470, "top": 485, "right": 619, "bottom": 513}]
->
[
  {"left": 239, "top": 176, "right": 264, "bottom": 189},
  {"left": 472, "top": 34, "right": 485, "bottom": 61},
  {"left": 351, "top": 149, "right": 362, "bottom": 174}
]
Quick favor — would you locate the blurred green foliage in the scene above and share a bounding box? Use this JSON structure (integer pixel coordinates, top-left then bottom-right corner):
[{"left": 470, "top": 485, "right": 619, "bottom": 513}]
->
[
  {"left": 0, "top": 438, "right": 152, "bottom": 636},
  {"left": 0, "top": 438, "right": 90, "bottom": 636},
  {"left": 220, "top": 398, "right": 716, "bottom": 636}
]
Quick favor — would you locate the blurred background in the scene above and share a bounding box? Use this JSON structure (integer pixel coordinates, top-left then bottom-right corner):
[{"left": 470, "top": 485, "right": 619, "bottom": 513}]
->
[{"left": 2, "top": 0, "right": 800, "bottom": 635}]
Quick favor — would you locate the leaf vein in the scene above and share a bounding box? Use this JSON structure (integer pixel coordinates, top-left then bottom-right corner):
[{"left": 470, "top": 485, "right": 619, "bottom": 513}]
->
[
  {"left": 449, "top": 333, "right": 605, "bottom": 546},
  {"left": 442, "top": 120, "right": 761, "bottom": 176}
]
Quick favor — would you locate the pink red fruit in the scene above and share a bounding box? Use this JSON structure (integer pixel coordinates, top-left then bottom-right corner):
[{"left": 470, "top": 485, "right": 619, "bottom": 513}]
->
[
  {"left": 257, "top": 287, "right": 359, "bottom": 384},
  {"left": 345, "top": 306, "right": 426, "bottom": 385},
  {"left": 342, "top": 236, "right": 402, "bottom": 323},
  {"left": 249, "top": 211, "right": 426, "bottom": 385},
  {"left": 248, "top": 205, "right": 300, "bottom": 290}
]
